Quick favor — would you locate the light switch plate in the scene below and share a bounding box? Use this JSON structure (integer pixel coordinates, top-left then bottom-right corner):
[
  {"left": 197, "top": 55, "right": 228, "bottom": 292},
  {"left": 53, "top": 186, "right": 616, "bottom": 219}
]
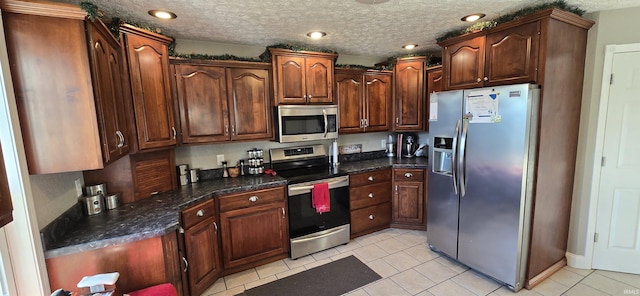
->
[
  {"left": 217, "top": 154, "right": 225, "bottom": 165},
  {"left": 74, "top": 178, "right": 83, "bottom": 197}
]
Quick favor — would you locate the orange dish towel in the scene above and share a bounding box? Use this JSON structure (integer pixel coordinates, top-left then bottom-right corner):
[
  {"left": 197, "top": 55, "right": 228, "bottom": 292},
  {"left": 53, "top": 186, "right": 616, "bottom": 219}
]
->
[{"left": 312, "top": 182, "right": 330, "bottom": 214}]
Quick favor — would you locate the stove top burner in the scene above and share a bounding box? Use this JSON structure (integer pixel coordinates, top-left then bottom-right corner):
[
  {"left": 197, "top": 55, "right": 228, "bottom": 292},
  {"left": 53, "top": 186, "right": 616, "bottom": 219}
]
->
[{"left": 270, "top": 144, "right": 345, "bottom": 184}]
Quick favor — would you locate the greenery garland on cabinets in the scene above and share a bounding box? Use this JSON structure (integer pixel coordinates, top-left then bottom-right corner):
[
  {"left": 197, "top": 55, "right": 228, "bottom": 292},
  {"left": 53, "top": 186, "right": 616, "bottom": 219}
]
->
[{"left": 436, "top": 0, "right": 586, "bottom": 42}]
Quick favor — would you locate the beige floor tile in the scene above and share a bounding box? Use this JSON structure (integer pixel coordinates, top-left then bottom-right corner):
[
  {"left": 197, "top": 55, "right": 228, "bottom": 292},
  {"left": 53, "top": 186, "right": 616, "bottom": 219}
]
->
[
  {"left": 563, "top": 265, "right": 594, "bottom": 277},
  {"left": 366, "top": 258, "right": 400, "bottom": 278},
  {"left": 311, "top": 247, "right": 341, "bottom": 260},
  {"left": 304, "top": 257, "right": 332, "bottom": 269},
  {"left": 582, "top": 273, "right": 638, "bottom": 295},
  {"left": 391, "top": 269, "right": 437, "bottom": 294},
  {"left": 282, "top": 254, "right": 316, "bottom": 269},
  {"left": 223, "top": 268, "right": 259, "bottom": 289},
  {"left": 404, "top": 243, "right": 441, "bottom": 262},
  {"left": 211, "top": 285, "right": 244, "bottom": 296},
  {"left": 201, "top": 278, "right": 226, "bottom": 295},
  {"left": 376, "top": 237, "right": 412, "bottom": 254},
  {"left": 451, "top": 270, "right": 501, "bottom": 295},
  {"left": 243, "top": 275, "right": 277, "bottom": 290},
  {"left": 254, "top": 259, "right": 289, "bottom": 278},
  {"left": 563, "top": 283, "right": 611, "bottom": 296},
  {"left": 331, "top": 250, "right": 356, "bottom": 261},
  {"left": 493, "top": 286, "right": 544, "bottom": 296},
  {"left": 415, "top": 290, "right": 436, "bottom": 296},
  {"left": 353, "top": 243, "right": 389, "bottom": 262},
  {"left": 414, "top": 260, "right": 461, "bottom": 283},
  {"left": 356, "top": 233, "right": 386, "bottom": 246},
  {"left": 364, "top": 278, "right": 411, "bottom": 296},
  {"left": 548, "top": 268, "right": 584, "bottom": 287},
  {"left": 335, "top": 240, "right": 363, "bottom": 253},
  {"left": 395, "top": 231, "right": 428, "bottom": 246},
  {"left": 275, "top": 266, "right": 306, "bottom": 279},
  {"left": 434, "top": 256, "right": 469, "bottom": 274},
  {"left": 531, "top": 277, "right": 570, "bottom": 296},
  {"left": 343, "top": 288, "right": 370, "bottom": 296},
  {"left": 382, "top": 251, "right": 421, "bottom": 271},
  {"left": 428, "top": 280, "right": 475, "bottom": 296},
  {"left": 596, "top": 270, "right": 640, "bottom": 288}
]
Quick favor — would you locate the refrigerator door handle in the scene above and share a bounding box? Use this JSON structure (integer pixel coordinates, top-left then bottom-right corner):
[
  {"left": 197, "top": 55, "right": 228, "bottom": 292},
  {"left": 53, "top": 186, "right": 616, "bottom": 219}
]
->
[
  {"left": 459, "top": 119, "right": 469, "bottom": 197},
  {"left": 451, "top": 119, "right": 460, "bottom": 195}
]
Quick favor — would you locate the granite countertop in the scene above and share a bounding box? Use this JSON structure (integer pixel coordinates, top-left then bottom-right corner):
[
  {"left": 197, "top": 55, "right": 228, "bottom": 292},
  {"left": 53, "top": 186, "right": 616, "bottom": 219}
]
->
[{"left": 42, "top": 156, "right": 429, "bottom": 258}]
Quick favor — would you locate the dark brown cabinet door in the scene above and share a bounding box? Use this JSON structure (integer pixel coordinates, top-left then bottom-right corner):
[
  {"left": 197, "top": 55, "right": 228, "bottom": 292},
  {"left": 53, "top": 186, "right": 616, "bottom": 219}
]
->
[
  {"left": 336, "top": 72, "right": 363, "bottom": 133},
  {"left": 184, "top": 218, "right": 222, "bottom": 296},
  {"left": 174, "top": 64, "right": 229, "bottom": 143},
  {"left": 305, "top": 57, "right": 333, "bottom": 104},
  {"left": 122, "top": 28, "right": 177, "bottom": 150},
  {"left": 87, "top": 20, "right": 129, "bottom": 163},
  {"left": 392, "top": 169, "right": 426, "bottom": 228},
  {"left": 274, "top": 55, "right": 307, "bottom": 104},
  {"left": 227, "top": 68, "right": 272, "bottom": 141},
  {"left": 485, "top": 21, "right": 540, "bottom": 86},
  {"left": 443, "top": 36, "right": 485, "bottom": 90},
  {"left": 0, "top": 141, "right": 13, "bottom": 228},
  {"left": 393, "top": 58, "right": 425, "bottom": 131},
  {"left": 220, "top": 203, "right": 288, "bottom": 269},
  {"left": 364, "top": 73, "right": 392, "bottom": 132}
]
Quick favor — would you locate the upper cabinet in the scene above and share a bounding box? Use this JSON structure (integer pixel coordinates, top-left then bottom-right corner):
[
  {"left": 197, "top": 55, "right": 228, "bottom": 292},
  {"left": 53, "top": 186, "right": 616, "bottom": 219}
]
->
[
  {"left": 393, "top": 57, "right": 425, "bottom": 131},
  {"left": 1, "top": 1, "right": 130, "bottom": 174},
  {"left": 424, "top": 65, "right": 443, "bottom": 131},
  {"left": 270, "top": 48, "right": 337, "bottom": 105},
  {"left": 171, "top": 60, "right": 272, "bottom": 144},
  {"left": 120, "top": 24, "right": 177, "bottom": 150},
  {"left": 336, "top": 69, "right": 392, "bottom": 134}
]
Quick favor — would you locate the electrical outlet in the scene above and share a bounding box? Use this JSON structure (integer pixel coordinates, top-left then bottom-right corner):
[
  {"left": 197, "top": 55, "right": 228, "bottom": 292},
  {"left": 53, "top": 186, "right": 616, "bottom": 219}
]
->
[
  {"left": 380, "top": 139, "right": 386, "bottom": 148},
  {"left": 74, "top": 178, "right": 83, "bottom": 197},
  {"left": 217, "top": 154, "right": 225, "bottom": 165}
]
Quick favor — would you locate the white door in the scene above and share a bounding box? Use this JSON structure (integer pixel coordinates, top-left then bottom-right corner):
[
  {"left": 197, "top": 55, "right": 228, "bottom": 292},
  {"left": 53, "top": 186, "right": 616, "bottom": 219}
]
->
[{"left": 592, "top": 47, "right": 640, "bottom": 274}]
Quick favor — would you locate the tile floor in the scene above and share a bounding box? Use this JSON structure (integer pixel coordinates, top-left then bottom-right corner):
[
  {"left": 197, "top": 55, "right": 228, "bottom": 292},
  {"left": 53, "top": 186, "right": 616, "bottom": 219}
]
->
[{"left": 200, "top": 228, "right": 640, "bottom": 296}]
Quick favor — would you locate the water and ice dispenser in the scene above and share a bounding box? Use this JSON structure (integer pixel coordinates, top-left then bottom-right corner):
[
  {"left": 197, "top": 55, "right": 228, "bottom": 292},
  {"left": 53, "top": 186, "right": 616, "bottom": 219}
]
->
[{"left": 432, "top": 137, "right": 453, "bottom": 175}]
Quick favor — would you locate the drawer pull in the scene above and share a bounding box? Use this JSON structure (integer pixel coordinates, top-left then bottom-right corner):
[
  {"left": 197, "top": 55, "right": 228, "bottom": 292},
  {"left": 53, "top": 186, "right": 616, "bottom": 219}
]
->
[
  {"left": 196, "top": 209, "right": 205, "bottom": 217},
  {"left": 367, "top": 176, "right": 374, "bottom": 181},
  {"left": 368, "top": 214, "right": 375, "bottom": 220},
  {"left": 248, "top": 196, "right": 259, "bottom": 202},
  {"left": 368, "top": 193, "right": 374, "bottom": 198},
  {"left": 182, "top": 256, "right": 188, "bottom": 273},
  {"left": 404, "top": 173, "right": 413, "bottom": 178}
]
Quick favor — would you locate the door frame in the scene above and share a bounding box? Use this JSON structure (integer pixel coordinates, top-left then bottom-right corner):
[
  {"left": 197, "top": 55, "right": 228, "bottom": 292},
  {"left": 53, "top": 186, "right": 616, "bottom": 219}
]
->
[{"left": 584, "top": 43, "right": 640, "bottom": 269}]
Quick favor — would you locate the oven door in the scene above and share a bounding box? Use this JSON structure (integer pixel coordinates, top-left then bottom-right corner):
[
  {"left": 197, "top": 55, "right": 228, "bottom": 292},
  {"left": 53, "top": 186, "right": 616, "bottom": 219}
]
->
[
  {"left": 287, "top": 175, "right": 349, "bottom": 239},
  {"left": 276, "top": 105, "right": 339, "bottom": 143}
]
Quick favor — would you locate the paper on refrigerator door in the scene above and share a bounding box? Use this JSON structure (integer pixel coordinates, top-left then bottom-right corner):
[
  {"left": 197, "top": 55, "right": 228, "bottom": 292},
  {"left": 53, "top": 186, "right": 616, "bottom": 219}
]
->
[
  {"left": 465, "top": 89, "right": 501, "bottom": 123},
  {"left": 429, "top": 92, "right": 438, "bottom": 121}
]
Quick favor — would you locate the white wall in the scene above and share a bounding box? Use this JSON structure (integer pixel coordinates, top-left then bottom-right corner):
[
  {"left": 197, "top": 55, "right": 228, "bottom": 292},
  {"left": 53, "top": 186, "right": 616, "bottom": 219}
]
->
[
  {"left": 568, "top": 6, "right": 640, "bottom": 261},
  {"left": 29, "top": 172, "right": 82, "bottom": 227}
]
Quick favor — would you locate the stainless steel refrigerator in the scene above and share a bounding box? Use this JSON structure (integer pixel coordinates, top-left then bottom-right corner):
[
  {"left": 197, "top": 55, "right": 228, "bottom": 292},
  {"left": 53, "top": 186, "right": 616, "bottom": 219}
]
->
[{"left": 427, "top": 83, "right": 540, "bottom": 291}]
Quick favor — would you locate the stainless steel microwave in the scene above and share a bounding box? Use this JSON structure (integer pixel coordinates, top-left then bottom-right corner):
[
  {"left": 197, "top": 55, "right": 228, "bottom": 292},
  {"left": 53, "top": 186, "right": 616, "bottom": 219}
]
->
[{"left": 274, "top": 105, "right": 339, "bottom": 143}]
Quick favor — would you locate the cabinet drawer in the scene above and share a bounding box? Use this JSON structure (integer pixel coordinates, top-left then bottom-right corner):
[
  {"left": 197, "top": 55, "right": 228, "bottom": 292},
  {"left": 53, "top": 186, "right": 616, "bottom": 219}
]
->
[
  {"left": 350, "top": 169, "right": 391, "bottom": 187},
  {"left": 219, "top": 186, "right": 285, "bottom": 212},
  {"left": 350, "top": 202, "right": 391, "bottom": 235},
  {"left": 393, "top": 169, "right": 424, "bottom": 182},
  {"left": 350, "top": 181, "right": 391, "bottom": 210},
  {"left": 181, "top": 199, "right": 216, "bottom": 229}
]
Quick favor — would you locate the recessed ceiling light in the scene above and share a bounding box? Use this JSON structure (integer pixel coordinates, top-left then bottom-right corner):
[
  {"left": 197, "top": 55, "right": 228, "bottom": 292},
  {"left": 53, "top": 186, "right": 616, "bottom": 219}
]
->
[
  {"left": 355, "top": 0, "right": 390, "bottom": 4},
  {"left": 306, "top": 31, "right": 327, "bottom": 39},
  {"left": 461, "top": 13, "right": 486, "bottom": 22},
  {"left": 403, "top": 44, "right": 418, "bottom": 50},
  {"left": 148, "top": 9, "right": 177, "bottom": 20}
]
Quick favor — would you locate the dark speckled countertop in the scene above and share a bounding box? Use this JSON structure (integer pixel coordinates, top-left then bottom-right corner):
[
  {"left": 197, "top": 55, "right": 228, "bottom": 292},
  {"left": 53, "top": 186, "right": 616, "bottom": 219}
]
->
[{"left": 42, "top": 156, "right": 428, "bottom": 259}]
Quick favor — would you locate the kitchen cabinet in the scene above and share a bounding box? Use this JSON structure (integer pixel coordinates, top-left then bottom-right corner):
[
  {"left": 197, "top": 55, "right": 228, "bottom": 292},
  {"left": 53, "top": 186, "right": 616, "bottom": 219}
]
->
[
  {"left": 171, "top": 60, "right": 272, "bottom": 144},
  {"left": 218, "top": 186, "right": 289, "bottom": 270},
  {"left": 120, "top": 24, "right": 177, "bottom": 150},
  {"left": 270, "top": 48, "right": 337, "bottom": 105},
  {"left": 349, "top": 169, "right": 392, "bottom": 238},
  {"left": 180, "top": 199, "right": 222, "bottom": 296},
  {"left": 391, "top": 168, "right": 426, "bottom": 229},
  {"left": 1, "top": 2, "right": 129, "bottom": 174},
  {"left": 440, "top": 19, "right": 539, "bottom": 90},
  {"left": 393, "top": 57, "right": 425, "bottom": 131},
  {"left": 0, "top": 141, "right": 13, "bottom": 228},
  {"left": 424, "top": 65, "right": 443, "bottom": 131},
  {"left": 335, "top": 69, "right": 392, "bottom": 134}
]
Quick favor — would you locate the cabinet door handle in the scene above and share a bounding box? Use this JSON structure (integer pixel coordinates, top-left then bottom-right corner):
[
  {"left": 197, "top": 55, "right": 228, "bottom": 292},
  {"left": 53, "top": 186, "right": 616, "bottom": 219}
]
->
[
  {"left": 171, "top": 127, "right": 177, "bottom": 139},
  {"left": 476, "top": 78, "right": 482, "bottom": 83},
  {"left": 367, "top": 176, "right": 374, "bottom": 181},
  {"left": 368, "top": 193, "right": 374, "bottom": 198},
  {"left": 282, "top": 207, "right": 286, "bottom": 218},
  {"left": 395, "top": 117, "right": 399, "bottom": 124},
  {"left": 404, "top": 172, "right": 413, "bottom": 178},
  {"left": 231, "top": 125, "right": 236, "bottom": 136},
  {"left": 150, "top": 191, "right": 159, "bottom": 195},
  {"left": 115, "top": 131, "right": 124, "bottom": 148},
  {"left": 225, "top": 125, "right": 229, "bottom": 136},
  {"left": 182, "top": 256, "right": 188, "bottom": 273},
  {"left": 364, "top": 119, "right": 369, "bottom": 127},
  {"left": 213, "top": 221, "right": 218, "bottom": 232},
  {"left": 483, "top": 76, "right": 489, "bottom": 81},
  {"left": 304, "top": 95, "right": 308, "bottom": 99},
  {"left": 196, "top": 209, "right": 205, "bottom": 217},
  {"left": 368, "top": 214, "right": 375, "bottom": 220},
  {"left": 248, "top": 195, "right": 259, "bottom": 202}
]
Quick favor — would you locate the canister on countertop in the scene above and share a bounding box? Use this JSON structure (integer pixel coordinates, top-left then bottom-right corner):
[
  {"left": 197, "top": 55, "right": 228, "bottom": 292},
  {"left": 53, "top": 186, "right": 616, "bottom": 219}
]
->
[
  {"left": 80, "top": 194, "right": 104, "bottom": 215},
  {"left": 189, "top": 169, "right": 200, "bottom": 183},
  {"left": 85, "top": 183, "right": 107, "bottom": 197},
  {"left": 176, "top": 164, "right": 189, "bottom": 176},
  {"left": 104, "top": 193, "right": 120, "bottom": 210}
]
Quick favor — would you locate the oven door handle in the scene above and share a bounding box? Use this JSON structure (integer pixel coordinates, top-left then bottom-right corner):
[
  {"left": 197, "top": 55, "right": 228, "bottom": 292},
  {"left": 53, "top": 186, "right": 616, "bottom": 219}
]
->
[
  {"left": 288, "top": 176, "right": 349, "bottom": 196},
  {"left": 323, "top": 108, "right": 328, "bottom": 138},
  {"left": 291, "top": 226, "right": 349, "bottom": 243}
]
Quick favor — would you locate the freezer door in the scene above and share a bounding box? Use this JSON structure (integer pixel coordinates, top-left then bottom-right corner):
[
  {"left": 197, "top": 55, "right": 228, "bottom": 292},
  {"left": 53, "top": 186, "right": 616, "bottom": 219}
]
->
[
  {"left": 427, "top": 90, "right": 463, "bottom": 258},
  {"left": 457, "top": 84, "right": 536, "bottom": 289}
]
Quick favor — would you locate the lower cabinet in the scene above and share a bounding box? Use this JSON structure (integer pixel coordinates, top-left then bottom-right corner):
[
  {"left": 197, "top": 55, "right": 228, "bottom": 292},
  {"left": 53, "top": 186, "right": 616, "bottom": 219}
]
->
[
  {"left": 180, "top": 199, "right": 222, "bottom": 296},
  {"left": 349, "top": 169, "right": 392, "bottom": 238},
  {"left": 391, "top": 168, "right": 427, "bottom": 229},
  {"left": 218, "top": 186, "right": 289, "bottom": 270}
]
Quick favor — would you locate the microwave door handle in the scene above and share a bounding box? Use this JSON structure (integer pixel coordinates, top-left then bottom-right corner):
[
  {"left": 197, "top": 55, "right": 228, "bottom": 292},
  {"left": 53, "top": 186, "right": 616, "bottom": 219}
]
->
[{"left": 323, "top": 109, "right": 328, "bottom": 138}]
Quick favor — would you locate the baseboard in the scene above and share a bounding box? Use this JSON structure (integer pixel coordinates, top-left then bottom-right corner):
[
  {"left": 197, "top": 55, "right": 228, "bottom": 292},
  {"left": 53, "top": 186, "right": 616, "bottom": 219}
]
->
[
  {"left": 565, "top": 251, "right": 592, "bottom": 270},
  {"left": 526, "top": 259, "right": 566, "bottom": 289}
]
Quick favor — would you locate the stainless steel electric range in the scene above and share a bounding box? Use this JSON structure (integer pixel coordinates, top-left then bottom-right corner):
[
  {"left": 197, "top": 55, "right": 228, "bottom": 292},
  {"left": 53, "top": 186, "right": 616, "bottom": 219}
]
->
[{"left": 270, "top": 144, "right": 350, "bottom": 259}]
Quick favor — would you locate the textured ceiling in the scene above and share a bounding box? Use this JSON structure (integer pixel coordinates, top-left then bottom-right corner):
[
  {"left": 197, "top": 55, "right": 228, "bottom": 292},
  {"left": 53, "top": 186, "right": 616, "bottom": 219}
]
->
[{"left": 56, "top": 0, "right": 640, "bottom": 58}]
